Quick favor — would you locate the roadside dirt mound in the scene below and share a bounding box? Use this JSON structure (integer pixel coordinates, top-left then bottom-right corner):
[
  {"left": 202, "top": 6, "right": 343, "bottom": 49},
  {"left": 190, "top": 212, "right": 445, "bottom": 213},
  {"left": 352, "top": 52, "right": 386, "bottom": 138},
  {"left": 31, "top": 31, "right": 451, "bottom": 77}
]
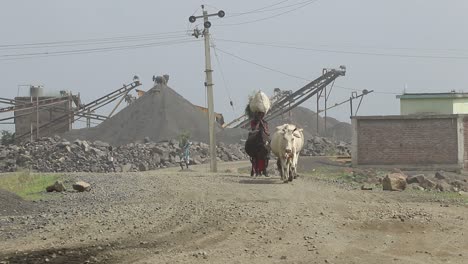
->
[
  {"left": 268, "top": 106, "right": 352, "bottom": 142},
  {"left": 64, "top": 83, "right": 222, "bottom": 145},
  {"left": 0, "top": 189, "right": 35, "bottom": 216}
]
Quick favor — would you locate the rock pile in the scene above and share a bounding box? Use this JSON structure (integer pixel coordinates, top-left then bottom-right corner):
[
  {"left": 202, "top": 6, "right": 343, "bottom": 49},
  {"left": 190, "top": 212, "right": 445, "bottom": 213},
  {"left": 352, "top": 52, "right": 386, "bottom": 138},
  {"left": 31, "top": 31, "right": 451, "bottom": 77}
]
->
[
  {"left": 405, "top": 171, "right": 468, "bottom": 192},
  {"left": 349, "top": 169, "right": 468, "bottom": 193},
  {"left": 300, "top": 136, "right": 350, "bottom": 156},
  {"left": 377, "top": 170, "right": 468, "bottom": 193},
  {"left": 0, "top": 136, "right": 248, "bottom": 173}
]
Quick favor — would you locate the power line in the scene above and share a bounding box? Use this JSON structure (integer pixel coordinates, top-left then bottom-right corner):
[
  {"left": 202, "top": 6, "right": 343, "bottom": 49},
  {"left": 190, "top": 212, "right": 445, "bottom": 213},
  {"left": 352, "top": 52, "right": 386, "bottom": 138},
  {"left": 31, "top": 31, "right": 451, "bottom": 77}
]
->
[
  {"left": 229, "top": 0, "right": 327, "bottom": 18},
  {"left": 214, "top": 38, "right": 468, "bottom": 60},
  {"left": 214, "top": 46, "right": 309, "bottom": 81},
  {"left": 228, "top": 0, "right": 290, "bottom": 17},
  {"left": 0, "top": 34, "right": 189, "bottom": 51},
  {"left": 0, "top": 38, "right": 198, "bottom": 61},
  {"left": 213, "top": 46, "right": 398, "bottom": 95},
  {"left": 0, "top": 30, "right": 188, "bottom": 48},
  {"left": 211, "top": 40, "right": 235, "bottom": 111},
  {"left": 218, "top": 0, "right": 320, "bottom": 26}
]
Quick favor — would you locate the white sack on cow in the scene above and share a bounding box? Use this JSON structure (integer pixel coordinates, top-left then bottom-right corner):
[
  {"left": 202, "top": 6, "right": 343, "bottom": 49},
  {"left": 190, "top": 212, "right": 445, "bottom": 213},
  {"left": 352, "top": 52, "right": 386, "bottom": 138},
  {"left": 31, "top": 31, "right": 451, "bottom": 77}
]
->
[{"left": 249, "top": 91, "right": 271, "bottom": 114}]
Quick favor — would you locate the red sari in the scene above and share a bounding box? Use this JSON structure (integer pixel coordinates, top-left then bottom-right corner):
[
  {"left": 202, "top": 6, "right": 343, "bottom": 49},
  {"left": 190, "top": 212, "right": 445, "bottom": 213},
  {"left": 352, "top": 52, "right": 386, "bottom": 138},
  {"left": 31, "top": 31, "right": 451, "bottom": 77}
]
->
[{"left": 250, "top": 114, "right": 269, "bottom": 176}]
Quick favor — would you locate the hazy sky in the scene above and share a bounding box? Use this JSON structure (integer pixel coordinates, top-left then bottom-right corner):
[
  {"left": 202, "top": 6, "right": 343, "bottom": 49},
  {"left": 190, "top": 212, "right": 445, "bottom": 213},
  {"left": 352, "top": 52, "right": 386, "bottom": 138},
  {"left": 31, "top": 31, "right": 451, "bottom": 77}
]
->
[{"left": 1, "top": 0, "right": 467, "bottom": 132}]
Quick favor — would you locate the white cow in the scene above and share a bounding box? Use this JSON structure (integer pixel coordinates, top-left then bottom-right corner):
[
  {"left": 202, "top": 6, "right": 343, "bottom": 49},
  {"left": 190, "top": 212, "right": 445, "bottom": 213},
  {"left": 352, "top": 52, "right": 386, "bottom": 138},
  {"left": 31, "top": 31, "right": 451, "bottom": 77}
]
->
[{"left": 270, "top": 124, "right": 304, "bottom": 183}]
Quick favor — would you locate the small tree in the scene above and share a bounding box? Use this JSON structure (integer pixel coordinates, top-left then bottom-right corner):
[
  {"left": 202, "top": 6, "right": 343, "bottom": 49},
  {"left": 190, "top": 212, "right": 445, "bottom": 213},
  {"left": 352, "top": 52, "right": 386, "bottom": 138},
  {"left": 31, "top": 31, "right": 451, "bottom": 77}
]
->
[{"left": 1, "top": 130, "right": 15, "bottom": 145}]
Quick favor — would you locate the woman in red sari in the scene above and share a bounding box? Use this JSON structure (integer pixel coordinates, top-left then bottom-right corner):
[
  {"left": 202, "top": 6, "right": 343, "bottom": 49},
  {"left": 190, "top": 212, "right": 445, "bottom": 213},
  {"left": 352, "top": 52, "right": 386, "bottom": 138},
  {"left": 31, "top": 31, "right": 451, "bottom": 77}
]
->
[{"left": 250, "top": 112, "right": 270, "bottom": 176}]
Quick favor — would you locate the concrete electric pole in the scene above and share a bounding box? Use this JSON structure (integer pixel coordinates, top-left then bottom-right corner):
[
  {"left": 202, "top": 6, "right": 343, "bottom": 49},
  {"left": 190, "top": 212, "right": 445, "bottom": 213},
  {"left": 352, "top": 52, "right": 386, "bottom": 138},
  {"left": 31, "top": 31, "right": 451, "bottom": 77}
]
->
[{"left": 189, "top": 5, "right": 225, "bottom": 173}]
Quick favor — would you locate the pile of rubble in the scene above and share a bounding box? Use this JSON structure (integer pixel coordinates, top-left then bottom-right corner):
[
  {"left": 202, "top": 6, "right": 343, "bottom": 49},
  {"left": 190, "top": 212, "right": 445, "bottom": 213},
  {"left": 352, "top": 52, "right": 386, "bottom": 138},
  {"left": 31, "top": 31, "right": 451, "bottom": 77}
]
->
[
  {"left": 351, "top": 168, "right": 468, "bottom": 193},
  {"left": 0, "top": 137, "right": 248, "bottom": 173},
  {"left": 300, "top": 136, "right": 350, "bottom": 156},
  {"left": 382, "top": 170, "right": 468, "bottom": 193}
]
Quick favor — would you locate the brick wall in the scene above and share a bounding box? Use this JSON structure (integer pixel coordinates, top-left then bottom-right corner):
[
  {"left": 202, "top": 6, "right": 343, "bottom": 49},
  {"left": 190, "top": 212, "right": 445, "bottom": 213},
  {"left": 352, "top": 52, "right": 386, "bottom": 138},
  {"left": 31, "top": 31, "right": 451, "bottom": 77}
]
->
[{"left": 356, "top": 117, "right": 458, "bottom": 165}]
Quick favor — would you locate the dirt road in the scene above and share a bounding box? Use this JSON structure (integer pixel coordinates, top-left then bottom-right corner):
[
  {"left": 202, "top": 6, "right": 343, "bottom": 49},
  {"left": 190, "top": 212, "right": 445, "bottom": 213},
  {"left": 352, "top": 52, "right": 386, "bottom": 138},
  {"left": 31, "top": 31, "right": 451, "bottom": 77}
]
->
[{"left": 1, "top": 159, "right": 467, "bottom": 263}]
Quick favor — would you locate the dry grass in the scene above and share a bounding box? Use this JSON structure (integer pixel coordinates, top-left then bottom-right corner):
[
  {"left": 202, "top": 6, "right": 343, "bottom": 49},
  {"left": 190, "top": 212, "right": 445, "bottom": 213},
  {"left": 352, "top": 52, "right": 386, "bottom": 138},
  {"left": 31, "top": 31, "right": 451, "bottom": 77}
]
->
[{"left": 0, "top": 170, "right": 60, "bottom": 200}]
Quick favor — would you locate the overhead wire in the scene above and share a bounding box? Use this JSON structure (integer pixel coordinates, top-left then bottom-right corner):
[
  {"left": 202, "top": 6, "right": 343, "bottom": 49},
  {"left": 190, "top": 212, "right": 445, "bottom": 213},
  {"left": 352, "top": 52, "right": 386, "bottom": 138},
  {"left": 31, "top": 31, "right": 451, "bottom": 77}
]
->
[
  {"left": 214, "top": 38, "right": 468, "bottom": 60},
  {"left": 0, "top": 38, "right": 198, "bottom": 61},
  {"left": 0, "top": 34, "right": 190, "bottom": 51},
  {"left": 218, "top": 0, "right": 320, "bottom": 26},
  {"left": 0, "top": 30, "right": 188, "bottom": 49},
  {"left": 214, "top": 46, "right": 309, "bottom": 81},
  {"left": 228, "top": 0, "right": 290, "bottom": 17},
  {"left": 211, "top": 40, "right": 235, "bottom": 111},
  {"left": 229, "top": 0, "right": 329, "bottom": 18},
  {"left": 212, "top": 46, "right": 399, "bottom": 95}
]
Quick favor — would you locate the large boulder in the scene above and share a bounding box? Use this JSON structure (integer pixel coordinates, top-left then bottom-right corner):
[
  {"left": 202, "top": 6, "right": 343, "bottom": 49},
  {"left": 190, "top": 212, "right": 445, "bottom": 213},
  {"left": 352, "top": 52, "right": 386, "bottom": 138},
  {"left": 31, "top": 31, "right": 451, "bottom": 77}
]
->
[
  {"left": 46, "top": 181, "right": 66, "bottom": 192},
  {"left": 72, "top": 181, "right": 91, "bottom": 192},
  {"left": 382, "top": 173, "right": 407, "bottom": 191}
]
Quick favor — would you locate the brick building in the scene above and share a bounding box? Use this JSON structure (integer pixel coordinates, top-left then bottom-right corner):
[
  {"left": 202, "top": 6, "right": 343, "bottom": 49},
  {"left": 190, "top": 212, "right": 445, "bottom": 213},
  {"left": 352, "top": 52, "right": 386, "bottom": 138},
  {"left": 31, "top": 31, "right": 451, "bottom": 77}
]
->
[{"left": 351, "top": 115, "right": 467, "bottom": 171}]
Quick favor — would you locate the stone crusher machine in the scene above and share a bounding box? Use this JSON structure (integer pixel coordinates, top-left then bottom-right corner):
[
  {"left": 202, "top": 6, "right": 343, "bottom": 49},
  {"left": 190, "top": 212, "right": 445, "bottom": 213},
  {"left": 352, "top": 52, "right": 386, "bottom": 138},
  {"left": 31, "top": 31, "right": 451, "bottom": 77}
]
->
[
  {"left": 223, "top": 65, "right": 347, "bottom": 129},
  {"left": 0, "top": 76, "right": 142, "bottom": 141}
]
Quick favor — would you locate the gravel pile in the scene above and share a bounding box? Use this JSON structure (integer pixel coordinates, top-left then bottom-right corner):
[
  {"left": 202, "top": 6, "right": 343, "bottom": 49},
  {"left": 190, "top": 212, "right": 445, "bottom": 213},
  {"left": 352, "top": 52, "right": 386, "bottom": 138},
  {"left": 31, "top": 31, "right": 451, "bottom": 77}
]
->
[
  {"left": 300, "top": 136, "right": 350, "bottom": 156},
  {"left": 0, "top": 136, "right": 248, "bottom": 173},
  {"left": 63, "top": 81, "right": 222, "bottom": 145}
]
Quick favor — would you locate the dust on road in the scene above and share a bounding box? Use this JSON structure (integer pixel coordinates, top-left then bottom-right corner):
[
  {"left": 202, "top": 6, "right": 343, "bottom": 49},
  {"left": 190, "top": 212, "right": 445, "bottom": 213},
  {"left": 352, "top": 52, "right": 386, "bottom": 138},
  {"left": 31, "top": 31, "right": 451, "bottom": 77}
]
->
[{"left": 1, "top": 160, "right": 467, "bottom": 264}]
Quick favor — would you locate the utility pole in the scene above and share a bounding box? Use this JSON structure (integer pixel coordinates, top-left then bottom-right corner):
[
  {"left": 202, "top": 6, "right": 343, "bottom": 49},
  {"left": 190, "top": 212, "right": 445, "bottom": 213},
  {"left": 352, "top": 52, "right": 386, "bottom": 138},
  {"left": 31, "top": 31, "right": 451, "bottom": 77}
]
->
[
  {"left": 36, "top": 94, "right": 39, "bottom": 140},
  {"left": 189, "top": 5, "right": 225, "bottom": 173}
]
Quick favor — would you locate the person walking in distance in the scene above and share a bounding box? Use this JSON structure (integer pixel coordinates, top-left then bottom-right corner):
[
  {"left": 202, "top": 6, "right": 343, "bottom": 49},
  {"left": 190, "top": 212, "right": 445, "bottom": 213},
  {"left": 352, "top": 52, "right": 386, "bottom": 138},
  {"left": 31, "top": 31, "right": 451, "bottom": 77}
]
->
[
  {"left": 179, "top": 138, "right": 192, "bottom": 170},
  {"left": 107, "top": 146, "right": 116, "bottom": 172}
]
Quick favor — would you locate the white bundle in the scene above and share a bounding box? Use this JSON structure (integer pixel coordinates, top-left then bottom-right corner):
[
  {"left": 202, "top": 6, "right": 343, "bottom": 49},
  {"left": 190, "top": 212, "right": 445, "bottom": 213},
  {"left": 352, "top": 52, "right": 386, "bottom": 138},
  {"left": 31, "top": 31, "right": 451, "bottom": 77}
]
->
[{"left": 249, "top": 91, "right": 271, "bottom": 114}]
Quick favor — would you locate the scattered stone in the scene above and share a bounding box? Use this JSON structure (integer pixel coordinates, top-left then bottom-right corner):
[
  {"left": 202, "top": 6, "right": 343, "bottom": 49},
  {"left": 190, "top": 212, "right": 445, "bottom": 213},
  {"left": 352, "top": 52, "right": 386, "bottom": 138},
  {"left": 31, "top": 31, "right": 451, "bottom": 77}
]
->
[
  {"left": 121, "top": 164, "right": 133, "bottom": 173},
  {"left": 138, "top": 162, "right": 149, "bottom": 172},
  {"left": 406, "top": 174, "right": 426, "bottom": 184},
  {"left": 382, "top": 173, "right": 407, "bottom": 191},
  {"left": 419, "top": 178, "right": 436, "bottom": 190},
  {"left": 435, "top": 171, "right": 446, "bottom": 180},
  {"left": 436, "top": 181, "right": 453, "bottom": 192},
  {"left": 409, "top": 183, "right": 425, "bottom": 191},
  {"left": 72, "top": 181, "right": 91, "bottom": 192},
  {"left": 391, "top": 168, "right": 404, "bottom": 174},
  {"left": 361, "top": 185, "right": 373, "bottom": 191},
  {"left": 450, "top": 180, "right": 466, "bottom": 190},
  {"left": 46, "top": 181, "right": 66, "bottom": 192}
]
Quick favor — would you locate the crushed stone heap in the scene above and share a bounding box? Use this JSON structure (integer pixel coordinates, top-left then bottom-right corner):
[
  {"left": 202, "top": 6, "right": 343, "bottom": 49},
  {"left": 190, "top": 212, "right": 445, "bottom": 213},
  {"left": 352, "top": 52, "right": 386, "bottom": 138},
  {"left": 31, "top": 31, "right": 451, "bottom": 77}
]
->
[
  {"left": 0, "top": 136, "right": 247, "bottom": 173},
  {"left": 64, "top": 82, "right": 222, "bottom": 146}
]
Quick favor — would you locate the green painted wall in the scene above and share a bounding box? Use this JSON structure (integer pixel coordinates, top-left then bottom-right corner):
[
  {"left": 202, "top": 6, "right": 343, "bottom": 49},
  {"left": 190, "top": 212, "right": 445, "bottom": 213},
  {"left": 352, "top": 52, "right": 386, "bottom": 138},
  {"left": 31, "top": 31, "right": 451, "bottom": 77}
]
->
[
  {"left": 400, "top": 98, "right": 454, "bottom": 115},
  {"left": 452, "top": 98, "right": 468, "bottom": 114}
]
